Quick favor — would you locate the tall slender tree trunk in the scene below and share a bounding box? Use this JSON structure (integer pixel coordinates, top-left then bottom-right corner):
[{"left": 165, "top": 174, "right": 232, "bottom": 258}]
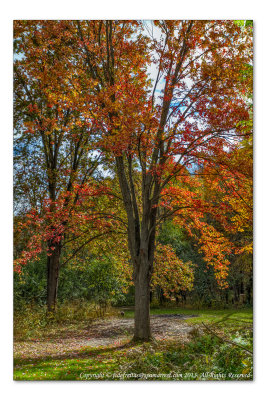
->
[{"left": 47, "top": 242, "right": 61, "bottom": 312}]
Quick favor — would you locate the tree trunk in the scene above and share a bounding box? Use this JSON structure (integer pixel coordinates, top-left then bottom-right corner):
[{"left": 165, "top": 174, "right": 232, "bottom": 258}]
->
[
  {"left": 114, "top": 156, "right": 158, "bottom": 341},
  {"left": 247, "top": 276, "right": 253, "bottom": 305},
  {"left": 133, "top": 260, "right": 151, "bottom": 341},
  {"left": 47, "top": 242, "right": 61, "bottom": 312}
]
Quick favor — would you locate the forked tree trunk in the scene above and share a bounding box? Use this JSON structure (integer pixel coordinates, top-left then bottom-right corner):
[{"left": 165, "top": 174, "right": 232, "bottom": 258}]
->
[
  {"left": 47, "top": 242, "right": 61, "bottom": 312},
  {"left": 115, "top": 156, "right": 158, "bottom": 341}
]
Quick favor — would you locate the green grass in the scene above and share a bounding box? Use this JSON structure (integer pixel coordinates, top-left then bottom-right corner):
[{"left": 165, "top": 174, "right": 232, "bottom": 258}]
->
[
  {"left": 124, "top": 306, "right": 253, "bottom": 325},
  {"left": 14, "top": 346, "right": 122, "bottom": 380},
  {"left": 14, "top": 307, "right": 253, "bottom": 381}
]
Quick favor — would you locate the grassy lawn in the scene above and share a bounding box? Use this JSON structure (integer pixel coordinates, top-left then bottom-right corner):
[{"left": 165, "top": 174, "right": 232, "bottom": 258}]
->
[
  {"left": 14, "top": 345, "right": 123, "bottom": 380},
  {"left": 14, "top": 307, "right": 253, "bottom": 381},
  {"left": 125, "top": 306, "right": 253, "bottom": 323}
]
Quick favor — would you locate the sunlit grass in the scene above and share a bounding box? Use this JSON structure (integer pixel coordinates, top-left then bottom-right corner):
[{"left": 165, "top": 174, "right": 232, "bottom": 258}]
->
[
  {"left": 124, "top": 307, "right": 253, "bottom": 325},
  {"left": 14, "top": 342, "right": 132, "bottom": 380}
]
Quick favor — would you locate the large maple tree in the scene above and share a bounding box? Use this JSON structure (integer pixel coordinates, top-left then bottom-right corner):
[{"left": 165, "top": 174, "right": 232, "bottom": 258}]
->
[{"left": 87, "top": 20, "right": 252, "bottom": 340}]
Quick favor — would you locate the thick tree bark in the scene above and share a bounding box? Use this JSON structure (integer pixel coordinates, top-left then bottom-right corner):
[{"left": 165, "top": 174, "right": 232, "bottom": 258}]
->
[
  {"left": 47, "top": 242, "right": 61, "bottom": 312},
  {"left": 133, "top": 252, "right": 152, "bottom": 341}
]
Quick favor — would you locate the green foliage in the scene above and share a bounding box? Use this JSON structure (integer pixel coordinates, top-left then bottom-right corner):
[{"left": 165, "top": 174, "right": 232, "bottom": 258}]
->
[
  {"left": 81, "top": 257, "right": 126, "bottom": 306},
  {"left": 162, "top": 334, "right": 252, "bottom": 380},
  {"left": 159, "top": 220, "right": 191, "bottom": 256},
  {"left": 14, "top": 255, "right": 47, "bottom": 308},
  {"left": 235, "top": 20, "right": 253, "bottom": 27},
  {"left": 14, "top": 254, "right": 128, "bottom": 338},
  {"left": 58, "top": 256, "right": 127, "bottom": 307},
  {"left": 14, "top": 254, "right": 127, "bottom": 309},
  {"left": 157, "top": 220, "right": 219, "bottom": 307}
]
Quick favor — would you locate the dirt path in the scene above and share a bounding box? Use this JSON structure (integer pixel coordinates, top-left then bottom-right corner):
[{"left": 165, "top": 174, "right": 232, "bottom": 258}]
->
[{"left": 14, "top": 314, "right": 196, "bottom": 361}]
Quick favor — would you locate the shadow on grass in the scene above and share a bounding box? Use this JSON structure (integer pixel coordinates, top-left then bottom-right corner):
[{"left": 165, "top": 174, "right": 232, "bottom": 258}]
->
[
  {"left": 14, "top": 339, "right": 141, "bottom": 380},
  {"left": 210, "top": 312, "right": 253, "bottom": 327},
  {"left": 14, "top": 339, "right": 134, "bottom": 365},
  {"left": 209, "top": 312, "right": 237, "bottom": 325}
]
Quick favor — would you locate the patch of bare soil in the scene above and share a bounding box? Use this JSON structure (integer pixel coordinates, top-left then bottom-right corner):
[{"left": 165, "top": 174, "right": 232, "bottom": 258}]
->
[{"left": 14, "top": 315, "right": 196, "bottom": 361}]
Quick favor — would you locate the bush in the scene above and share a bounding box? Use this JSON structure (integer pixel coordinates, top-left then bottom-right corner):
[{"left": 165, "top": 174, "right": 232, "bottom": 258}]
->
[{"left": 14, "top": 254, "right": 128, "bottom": 309}]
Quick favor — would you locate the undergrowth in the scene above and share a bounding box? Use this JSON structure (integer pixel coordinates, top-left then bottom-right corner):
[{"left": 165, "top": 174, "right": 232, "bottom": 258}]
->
[{"left": 14, "top": 300, "right": 117, "bottom": 340}]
